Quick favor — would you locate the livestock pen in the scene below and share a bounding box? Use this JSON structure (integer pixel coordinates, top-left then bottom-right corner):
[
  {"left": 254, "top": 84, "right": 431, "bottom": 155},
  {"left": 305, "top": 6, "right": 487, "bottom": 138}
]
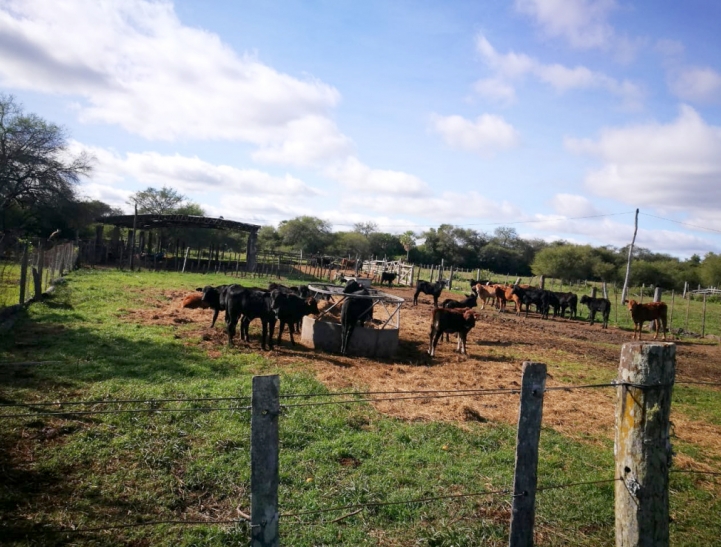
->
[{"left": 1, "top": 269, "right": 720, "bottom": 545}]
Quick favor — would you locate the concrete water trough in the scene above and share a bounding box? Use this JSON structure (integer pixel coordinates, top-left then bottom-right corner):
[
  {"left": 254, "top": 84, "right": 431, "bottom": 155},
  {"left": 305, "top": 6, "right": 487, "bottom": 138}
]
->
[{"left": 301, "top": 284, "right": 405, "bottom": 358}]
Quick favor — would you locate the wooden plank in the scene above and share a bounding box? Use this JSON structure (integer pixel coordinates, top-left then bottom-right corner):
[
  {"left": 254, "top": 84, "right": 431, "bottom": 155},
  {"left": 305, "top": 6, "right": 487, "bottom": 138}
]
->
[
  {"left": 251, "top": 375, "right": 280, "bottom": 547},
  {"left": 615, "top": 342, "right": 675, "bottom": 547},
  {"left": 18, "top": 244, "right": 29, "bottom": 305},
  {"left": 509, "top": 362, "right": 547, "bottom": 547}
]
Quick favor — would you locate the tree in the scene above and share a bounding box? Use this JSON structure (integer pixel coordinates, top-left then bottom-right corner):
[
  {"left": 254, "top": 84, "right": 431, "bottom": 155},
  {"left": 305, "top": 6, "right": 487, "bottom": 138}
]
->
[
  {"left": 368, "top": 232, "right": 403, "bottom": 258},
  {"left": 257, "top": 225, "right": 282, "bottom": 251},
  {"left": 277, "top": 216, "right": 332, "bottom": 254},
  {"left": 399, "top": 231, "right": 416, "bottom": 261},
  {"left": 331, "top": 232, "right": 370, "bottom": 257},
  {"left": 492, "top": 226, "right": 519, "bottom": 248},
  {"left": 129, "top": 186, "right": 186, "bottom": 214},
  {"left": 174, "top": 202, "right": 205, "bottom": 216},
  {"left": 353, "top": 221, "right": 378, "bottom": 238},
  {"left": 0, "top": 94, "right": 93, "bottom": 216}
]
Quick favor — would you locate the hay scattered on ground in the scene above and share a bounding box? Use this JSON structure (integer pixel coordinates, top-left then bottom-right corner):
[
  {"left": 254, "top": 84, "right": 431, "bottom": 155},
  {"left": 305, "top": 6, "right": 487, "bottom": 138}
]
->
[{"left": 122, "top": 286, "right": 721, "bottom": 462}]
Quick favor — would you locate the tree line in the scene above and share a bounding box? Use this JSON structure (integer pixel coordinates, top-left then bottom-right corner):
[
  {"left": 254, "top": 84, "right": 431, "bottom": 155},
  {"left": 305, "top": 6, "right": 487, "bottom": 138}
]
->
[{"left": 258, "top": 215, "right": 721, "bottom": 291}]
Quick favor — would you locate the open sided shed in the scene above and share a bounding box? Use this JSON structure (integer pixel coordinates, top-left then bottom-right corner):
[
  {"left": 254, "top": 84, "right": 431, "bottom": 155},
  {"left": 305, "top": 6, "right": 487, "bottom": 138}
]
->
[{"left": 97, "top": 214, "right": 261, "bottom": 271}]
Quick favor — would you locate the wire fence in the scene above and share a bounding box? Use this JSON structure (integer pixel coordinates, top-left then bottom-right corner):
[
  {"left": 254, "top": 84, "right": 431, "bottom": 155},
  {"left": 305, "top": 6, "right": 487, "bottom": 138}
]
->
[
  {"left": 2, "top": 367, "right": 718, "bottom": 543},
  {"left": 0, "top": 239, "right": 77, "bottom": 312}
]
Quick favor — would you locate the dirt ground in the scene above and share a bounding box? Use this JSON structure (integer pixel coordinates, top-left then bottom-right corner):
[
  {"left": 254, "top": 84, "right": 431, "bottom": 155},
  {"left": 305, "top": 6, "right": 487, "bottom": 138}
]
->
[{"left": 121, "top": 285, "right": 721, "bottom": 464}]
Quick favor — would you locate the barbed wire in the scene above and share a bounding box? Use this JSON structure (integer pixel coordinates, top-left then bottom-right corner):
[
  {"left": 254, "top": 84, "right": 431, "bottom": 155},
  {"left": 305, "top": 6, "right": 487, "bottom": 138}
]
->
[
  {"left": 0, "top": 395, "right": 253, "bottom": 409},
  {"left": 2, "top": 379, "right": 687, "bottom": 418},
  {"left": 60, "top": 517, "right": 250, "bottom": 534},
  {"left": 670, "top": 469, "right": 721, "bottom": 477},
  {"left": 0, "top": 405, "right": 252, "bottom": 419},
  {"left": 676, "top": 380, "right": 721, "bottom": 387}
]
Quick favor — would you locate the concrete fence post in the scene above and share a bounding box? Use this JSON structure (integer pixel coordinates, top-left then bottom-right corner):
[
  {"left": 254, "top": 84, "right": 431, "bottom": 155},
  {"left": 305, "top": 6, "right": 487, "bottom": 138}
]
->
[{"left": 615, "top": 342, "right": 675, "bottom": 547}]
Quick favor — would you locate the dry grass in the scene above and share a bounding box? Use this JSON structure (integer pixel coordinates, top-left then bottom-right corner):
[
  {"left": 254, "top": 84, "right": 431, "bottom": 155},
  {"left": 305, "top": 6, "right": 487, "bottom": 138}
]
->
[{"left": 119, "top": 286, "right": 721, "bottom": 462}]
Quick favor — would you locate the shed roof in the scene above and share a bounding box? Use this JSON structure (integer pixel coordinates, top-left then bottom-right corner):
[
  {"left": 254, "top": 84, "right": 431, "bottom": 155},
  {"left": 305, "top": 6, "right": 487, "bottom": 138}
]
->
[{"left": 98, "top": 214, "right": 261, "bottom": 233}]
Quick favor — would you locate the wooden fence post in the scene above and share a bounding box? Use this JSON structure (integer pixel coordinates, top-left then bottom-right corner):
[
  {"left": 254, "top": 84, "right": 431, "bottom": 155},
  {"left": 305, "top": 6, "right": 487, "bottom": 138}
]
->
[
  {"left": 615, "top": 342, "right": 674, "bottom": 547},
  {"left": 539, "top": 275, "right": 545, "bottom": 290},
  {"left": 448, "top": 266, "right": 454, "bottom": 289},
  {"left": 653, "top": 287, "right": 662, "bottom": 303},
  {"left": 34, "top": 246, "right": 45, "bottom": 298},
  {"left": 668, "top": 290, "right": 675, "bottom": 334},
  {"left": 509, "top": 362, "right": 547, "bottom": 547},
  {"left": 252, "top": 375, "right": 280, "bottom": 547},
  {"left": 182, "top": 247, "right": 190, "bottom": 273},
  {"left": 18, "top": 244, "right": 29, "bottom": 305},
  {"left": 701, "top": 293, "right": 707, "bottom": 337}
]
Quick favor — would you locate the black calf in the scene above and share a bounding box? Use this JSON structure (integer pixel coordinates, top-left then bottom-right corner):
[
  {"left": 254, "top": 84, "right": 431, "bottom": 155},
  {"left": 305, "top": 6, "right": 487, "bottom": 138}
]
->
[{"left": 413, "top": 279, "right": 447, "bottom": 307}]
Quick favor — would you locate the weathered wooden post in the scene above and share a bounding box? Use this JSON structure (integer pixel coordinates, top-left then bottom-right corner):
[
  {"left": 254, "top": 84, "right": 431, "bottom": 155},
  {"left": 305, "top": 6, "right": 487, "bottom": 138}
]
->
[
  {"left": 591, "top": 286, "right": 597, "bottom": 299},
  {"left": 18, "top": 244, "right": 29, "bottom": 305},
  {"left": 701, "top": 293, "right": 707, "bottom": 337},
  {"left": 539, "top": 275, "right": 545, "bottom": 290},
  {"left": 615, "top": 342, "right": 675, "bottom": 547},
  {"left": 653, "top": 287, "right": 662, "bottom": 303},
  {"left": 509, "top": 362, "right": 547, "bottom": 547},
  {"left": 682, "top": 281, "right": 687, "bottom": 299},
  {"left": 668, "top": 290, "right": 675, "bottom": 335},
  {"left": 252, "top": 375, "right": 280, "bottom": 547},
  {"left": 684, "top": 292, "right": 691, "bottom": 332},
  {"left": 603, "top": 282, "right": 608, "bottom": 299},
  {"left": 247, "top": 229, "right": 258, "bottom": 273},
  {"left": 34, "top": 246, "right": 45, "bottom": 298},
  {"left": 621, "top": 208, "right": 640, "bottom": 304},
  {"left": 182, "top": 247, "right": 190, "bottom": 273},
  {"left": 448, "top": 265, "right": 454, "bottom": 289},
  {"left": 129, "top": 203, "right": 138, "bottom": 271}
]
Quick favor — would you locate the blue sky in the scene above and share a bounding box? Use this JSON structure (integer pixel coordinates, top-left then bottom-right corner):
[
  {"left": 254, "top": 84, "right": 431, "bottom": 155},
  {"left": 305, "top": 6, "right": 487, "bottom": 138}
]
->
[{"left": 2, "top": 0, "right": 721, "bottom": 257}]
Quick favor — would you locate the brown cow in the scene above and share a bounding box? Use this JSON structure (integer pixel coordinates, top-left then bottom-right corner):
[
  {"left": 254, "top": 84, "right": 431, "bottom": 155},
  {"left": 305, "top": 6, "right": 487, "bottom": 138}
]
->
[
  {"left": 181, "top": 293, "right": 209, "bottom": 309},
  {"left": 625, "top": 300, "right": 667, "bottom": 340}
]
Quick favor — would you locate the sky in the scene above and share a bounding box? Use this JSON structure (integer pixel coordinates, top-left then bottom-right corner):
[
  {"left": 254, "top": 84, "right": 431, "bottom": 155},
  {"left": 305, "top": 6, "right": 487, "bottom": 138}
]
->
[{"left": 1, "top": 0, "right": 721, "bottom": 258}]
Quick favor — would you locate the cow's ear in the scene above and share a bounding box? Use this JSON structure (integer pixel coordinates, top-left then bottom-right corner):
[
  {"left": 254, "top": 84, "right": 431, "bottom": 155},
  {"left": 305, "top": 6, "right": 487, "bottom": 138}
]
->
[{"left": 196, "top": 287, "right": 203, "bottom": 292}]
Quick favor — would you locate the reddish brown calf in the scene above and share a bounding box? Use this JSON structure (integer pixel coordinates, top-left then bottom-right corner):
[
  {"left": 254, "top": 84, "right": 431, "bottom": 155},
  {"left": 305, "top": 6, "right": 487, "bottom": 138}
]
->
[{"left": 626, "top": 299, "right": 667, "bottom": 340}]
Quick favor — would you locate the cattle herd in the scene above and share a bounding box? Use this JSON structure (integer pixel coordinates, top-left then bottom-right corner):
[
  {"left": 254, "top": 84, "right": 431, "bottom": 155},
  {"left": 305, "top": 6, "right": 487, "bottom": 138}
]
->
[{"left": 181, "top": 275, "right": 669, "bottom": 358}]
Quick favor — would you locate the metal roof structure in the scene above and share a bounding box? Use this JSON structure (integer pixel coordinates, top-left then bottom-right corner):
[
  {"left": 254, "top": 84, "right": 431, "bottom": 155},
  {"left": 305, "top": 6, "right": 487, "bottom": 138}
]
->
[{"left": 97, "top": 214, "right": 260, "bottom": 233}]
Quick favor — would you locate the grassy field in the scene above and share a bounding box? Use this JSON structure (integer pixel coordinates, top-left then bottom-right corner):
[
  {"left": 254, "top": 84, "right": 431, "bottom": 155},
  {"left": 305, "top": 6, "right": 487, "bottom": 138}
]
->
[{"left": 0, "top": 269, "right": 719, "bottom": 546}]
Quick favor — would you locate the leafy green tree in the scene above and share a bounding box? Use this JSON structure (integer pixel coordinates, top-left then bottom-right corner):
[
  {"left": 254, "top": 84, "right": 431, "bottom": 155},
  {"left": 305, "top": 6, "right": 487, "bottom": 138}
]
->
[
  {"left": 0, "top": 94, "right": 93, "bottom": 228},
  {"left": 277, "top": 216, "right": 332, "bottom": 254},
  {"left": 257, "top": 225, "right": 282, "bottom": 251},
  {"left": 331, "top": 232, "right": 370, "bottom": 257},
  {"left": 353, "top": 221, "right": 378, "bottom": 238},
  {"left": 399, "top": 231, "right": 416, "bottom": 261},
  {"left": 174, "top": 202, "right": 205, "bottom": 216},
  {"left": 368, "top": 232, "right": 403, "bottom": 258},
  {"left": 129, "top": 186, "right": 186, "bottom": 214},
  {"left": 531, "top": 245, "right": 595, "bottom": 281},
  {"left": 700, "top": 253, "right": 721, "bottom": 287}
]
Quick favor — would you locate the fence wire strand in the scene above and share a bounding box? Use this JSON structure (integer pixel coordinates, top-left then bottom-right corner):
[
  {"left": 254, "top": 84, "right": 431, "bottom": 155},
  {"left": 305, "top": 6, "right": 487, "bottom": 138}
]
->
[{"left": 0, "top": 405, "right": 252, "bottom": 419}]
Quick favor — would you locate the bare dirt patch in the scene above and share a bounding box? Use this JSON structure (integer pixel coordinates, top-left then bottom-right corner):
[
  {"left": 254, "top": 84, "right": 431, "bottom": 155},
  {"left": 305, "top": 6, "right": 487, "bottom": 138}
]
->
[{"left": 123, "top": 286, "right": 721, "bottom": 462}]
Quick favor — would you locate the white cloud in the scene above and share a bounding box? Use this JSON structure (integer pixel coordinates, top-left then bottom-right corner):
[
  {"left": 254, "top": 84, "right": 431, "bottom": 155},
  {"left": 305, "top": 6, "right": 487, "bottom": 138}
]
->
[
  {"left": 668, "top": 67, "right": 721, "bottom": 103},
  {"left": 566, "top": 105, "right": 721, "bottom": 212},
  {"left": 474, "top": 35, "right": 643, "bottom": 108},
  {"left": 344, "top": 191, "right": 524, "bottom": 222},
  {"left": 325, "top": 157, "right": 431, "bottom": 197},
  {"left": 514, "top": 0, "right": 616, "bottom": 49},
  {"left": 0, "top": 0, "right": 349, "bottom": 167},
  {"left": 430, "top": 113, "right": 519, "bottom": 155},
  {"left": 473, "top": 78, "right": 516, "bottom": 103},
  {"left": 72, "top": 142, "right": 319, "bottom": 197},
  {"left": 549, "top": 194, "right": 601, "bottom": 216}
]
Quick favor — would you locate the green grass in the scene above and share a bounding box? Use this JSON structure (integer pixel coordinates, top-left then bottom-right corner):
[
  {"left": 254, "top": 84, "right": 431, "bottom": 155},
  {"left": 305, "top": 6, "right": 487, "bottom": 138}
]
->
[{"left": 0, "top": 269, "right": 719, "bottom": 545}]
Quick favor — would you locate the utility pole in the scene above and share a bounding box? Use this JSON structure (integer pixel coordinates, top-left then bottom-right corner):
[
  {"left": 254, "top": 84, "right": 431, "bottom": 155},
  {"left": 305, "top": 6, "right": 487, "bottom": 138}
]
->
[{"left": 620, "top": 209, "right": 639, "bottom": 305}]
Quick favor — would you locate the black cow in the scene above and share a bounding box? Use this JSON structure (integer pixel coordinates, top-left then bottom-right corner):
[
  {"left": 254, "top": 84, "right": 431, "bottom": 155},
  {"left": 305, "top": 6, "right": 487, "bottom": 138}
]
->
[
  {"left": 580, "top": 295, "right": 611, "bottom": 329},
  {"left": 428, "top": 307, "right": 479, "bottom": 357},
  {"left": 270, "top": 291, "right": 319, "bottom": 346},
  {"left": 553, "top": 292, "right": 578, "bottom": 319},
  {"left": 413, "top": 279, "right": 447, "bottom": 307},
  {"left": 340, "top": 280, "right": 374, "bottom": 355},
  {"left": 380, "top": 271, "right": 397, "bottom": 287},
  {"left": 511, "top": 286, "right": 550, "bottom": 319},
  {"left": 197, "top": 284, "right": 233, "bottom": 327},
  {"left": 226, "top": 288, "right": 276, "bottom": 350}
]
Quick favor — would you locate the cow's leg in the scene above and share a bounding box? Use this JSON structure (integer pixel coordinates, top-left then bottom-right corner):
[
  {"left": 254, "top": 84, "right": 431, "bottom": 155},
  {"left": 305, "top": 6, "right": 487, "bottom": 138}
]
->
[
  {"left": 211, "top": 308, "right": 219, "bottom": 328},
  {"left": 276, "top": 321, "right": 285, "bottom": 345},
  {"left": 430, "top": 330, "right": 443, "bottom": 357},
  {"left": 459, "top": 332, "right": 467, "bottom": 355},
  {"left": 428, "top": 327, "right": 436, "bottom": 356},
  {"left": 267, "top": 318, "right": 275, "bottom": 350},
  {"left": 288, "top": 321, "right": 296, "bottom": 346},
  {"left": 227, "top": 316, "right": 237, "bottom": 346}
]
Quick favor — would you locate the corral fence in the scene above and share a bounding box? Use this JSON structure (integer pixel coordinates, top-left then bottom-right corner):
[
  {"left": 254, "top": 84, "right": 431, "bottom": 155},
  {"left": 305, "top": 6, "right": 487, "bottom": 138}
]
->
[
  {"left": 0, "top": 239, "right": 78, "bottom": 314},
  {"left": 2, "top": 342, "right": 718, "bottom": 545},
  {"left": 360, "top": 259, "right": 415, "bottom": 286}
]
